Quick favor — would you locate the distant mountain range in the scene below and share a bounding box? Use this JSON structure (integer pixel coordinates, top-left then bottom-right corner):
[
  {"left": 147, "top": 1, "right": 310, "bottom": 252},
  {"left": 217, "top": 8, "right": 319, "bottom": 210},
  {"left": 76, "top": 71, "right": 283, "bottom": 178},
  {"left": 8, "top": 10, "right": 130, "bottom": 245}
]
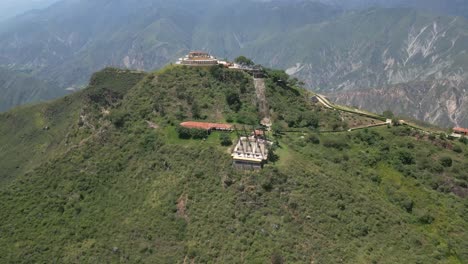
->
[
  {"left": 0, "top": 0, "right": 467, "bottom": 127},
  {"left": 316, "top": 0, "right": 468, "bottom": 18},
  {"left": 0, "top": 0, "right": 60, "bottom": 21}
]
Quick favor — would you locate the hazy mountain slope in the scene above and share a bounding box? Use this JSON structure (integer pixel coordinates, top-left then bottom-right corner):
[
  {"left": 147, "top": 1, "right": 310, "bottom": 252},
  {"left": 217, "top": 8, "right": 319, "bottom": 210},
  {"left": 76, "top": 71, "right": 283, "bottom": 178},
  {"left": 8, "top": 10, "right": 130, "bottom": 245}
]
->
[
  {"left": 239, "top": 8, "right": 468, "bottom": 127},
  {"left": 317, "top": 0, "right": 468, "bottom": 17},
  {"left": 0, "top": 67, "right": 65, "bottom": 112},
  {"left": 328, "top": 79, "right": 468, "bottom": 127},
  {"left": 243, "top": 8, "right": 468, "bottom": 90},
  {"left": 0, "top": 65, "right": 467, "bottom": 263},
  {"left": 0, "top": 0, "right": 60, "bottom": 21},
  {"left": 0, "top": 0, "right": 201, "bottom": 86},
  {"left": 191, "top": 1, "right": 340, "bottom": 57},
  {"left": 0, "top": 0, "right": 339, "bottom": 88}
]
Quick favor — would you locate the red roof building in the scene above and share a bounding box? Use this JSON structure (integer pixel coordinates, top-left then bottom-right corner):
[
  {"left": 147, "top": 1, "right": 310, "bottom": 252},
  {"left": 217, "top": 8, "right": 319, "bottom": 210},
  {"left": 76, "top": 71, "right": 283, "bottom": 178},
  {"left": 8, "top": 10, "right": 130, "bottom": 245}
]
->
[
  {"left": 253, "top": 130, "right": 265, "bottom": 137},
  {"left": 454, "top": 127, "right": 468, "bottom": 135},
  {"left": 180, "top": 121, "right": 233, "bottom": 131}
]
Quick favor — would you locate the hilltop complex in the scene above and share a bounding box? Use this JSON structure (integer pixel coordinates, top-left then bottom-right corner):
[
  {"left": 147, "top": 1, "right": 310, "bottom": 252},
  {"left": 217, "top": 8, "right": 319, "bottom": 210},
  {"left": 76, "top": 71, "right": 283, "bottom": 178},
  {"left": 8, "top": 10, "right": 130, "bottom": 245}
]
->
[
  {"left": 176, "top": 51, "right": 259, "bottom": 71},
  {"left": 176, "top": 51, "right": 229, "bottom": 67}
]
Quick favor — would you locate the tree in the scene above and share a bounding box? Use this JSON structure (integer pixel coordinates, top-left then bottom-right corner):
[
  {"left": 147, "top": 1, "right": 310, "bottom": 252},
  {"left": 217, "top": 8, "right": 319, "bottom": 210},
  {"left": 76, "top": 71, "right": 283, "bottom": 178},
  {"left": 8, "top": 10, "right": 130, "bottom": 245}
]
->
[
  {"left": 459, "top": 136, "right": 468, "bottom": 145},
  {"left": 234, "top": 56, "right": 254, "bottom": 67},
  {"left": 271, "top": 123, "right": 283, "bottom": 137},
  {"left": 301, "top": 112, "right": 319, "bottom": 129},
  {"left": 225, "top": 91, "right": 241, "bottom": 112},
  {"left": 392, "top": 118, "right": 401, "bottom": 126},
  {"left": 268, "top": 69, "right": 289, "bottom": 85},
  {"left": 383, "top": 110, "right": 394, "bottom": 119},
  {"left": 191, "top": 100, "right": 201, "bottom": 119},
  {"left": 267, "top": 144, "right": 279, "bottom": 163}
]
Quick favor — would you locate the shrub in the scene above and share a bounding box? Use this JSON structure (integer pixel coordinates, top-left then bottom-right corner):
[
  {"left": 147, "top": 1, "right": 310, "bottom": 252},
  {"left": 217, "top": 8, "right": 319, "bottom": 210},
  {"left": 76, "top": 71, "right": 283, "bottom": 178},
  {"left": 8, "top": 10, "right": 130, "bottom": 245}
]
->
[
  {"left": 323, "top": 138, "right": 348, "bottom": 150},
  {"left": 418, "top": 213, "right": 435, "bottom": 225},
  {"left": 261, "top": 177, "right": 273, "bottom": 192},
  {"left": 430, "top": 163, "right": 445, "bottom": 173},
  {"left": 453, "top": 145, "right": 463, "bottom": 153},
  {"left": 191, "top": 129, "right": 209, "bottom": 139},
  {"left": 271, "top": 252, "right": 284, "bottom": 264},
  {"left": 176, "top": 126, "right": 192, "bottom": 139},
  {"left": 306, "top": 134, "right": 320, "bottom": 144},
  {"left": 110, "top": 110, "right": 129, "bottom": 128},
  {"left": 220, "top": 133, "right": 233, "bottom": 146},
  {"left": 176, "top": 126, "right": 208, "bottom": 139},
  {"left": 440, "top": 156, "right": 452, "bottom": 167},
  {"left": 439, "top": 133, "right": 447, "bottom": 140},
  {"left": 396, "top": 150, "right": 415, "bottom": 165},
  {"left": 392, "top": 126, "right": 411, "bottom": 136}
]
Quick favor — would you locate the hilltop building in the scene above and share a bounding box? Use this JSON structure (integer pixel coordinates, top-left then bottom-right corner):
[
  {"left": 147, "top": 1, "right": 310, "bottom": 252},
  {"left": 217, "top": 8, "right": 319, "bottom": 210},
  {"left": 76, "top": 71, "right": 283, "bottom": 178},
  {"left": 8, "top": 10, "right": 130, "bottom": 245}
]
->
[
  {"left": 177, "top": 51, "right": 223, "bottom": 66},
  {"left": 232, "top": 134, "right": 270, "bottom": 170},
  {"left": 453, "top": 127, "right": 468, "bottom": 136},
  {"left": 176, "top": 51, "right": 262, "bottom": 72}
]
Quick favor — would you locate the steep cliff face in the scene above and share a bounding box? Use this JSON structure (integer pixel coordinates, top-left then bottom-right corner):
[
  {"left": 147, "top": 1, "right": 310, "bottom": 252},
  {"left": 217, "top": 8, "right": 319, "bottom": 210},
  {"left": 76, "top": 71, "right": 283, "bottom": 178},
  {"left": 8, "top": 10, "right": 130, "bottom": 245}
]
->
[{"left": 327, "top": 79, "right": 468, "bottom": 127}]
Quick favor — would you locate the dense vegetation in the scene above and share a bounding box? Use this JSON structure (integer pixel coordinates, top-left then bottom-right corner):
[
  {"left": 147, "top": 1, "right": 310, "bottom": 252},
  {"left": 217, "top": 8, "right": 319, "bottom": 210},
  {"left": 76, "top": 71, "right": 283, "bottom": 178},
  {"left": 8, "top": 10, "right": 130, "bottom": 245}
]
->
[{"left": 0, "top": 66, "right": 467, "bottom": 263}]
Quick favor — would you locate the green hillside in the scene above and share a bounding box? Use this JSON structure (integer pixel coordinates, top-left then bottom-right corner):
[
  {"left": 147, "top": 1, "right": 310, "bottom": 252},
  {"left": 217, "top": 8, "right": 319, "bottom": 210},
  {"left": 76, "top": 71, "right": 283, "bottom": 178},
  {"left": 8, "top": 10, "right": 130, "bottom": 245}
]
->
[{"left": 0, "top": 66, "right": 467, "bottom": 263}]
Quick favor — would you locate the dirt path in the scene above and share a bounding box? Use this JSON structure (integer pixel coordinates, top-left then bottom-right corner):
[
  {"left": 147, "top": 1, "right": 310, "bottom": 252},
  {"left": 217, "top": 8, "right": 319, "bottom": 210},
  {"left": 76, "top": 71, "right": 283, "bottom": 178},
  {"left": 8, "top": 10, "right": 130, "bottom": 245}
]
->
[{"left": 254, "top": 78, "right": 271, "bottom": 127}]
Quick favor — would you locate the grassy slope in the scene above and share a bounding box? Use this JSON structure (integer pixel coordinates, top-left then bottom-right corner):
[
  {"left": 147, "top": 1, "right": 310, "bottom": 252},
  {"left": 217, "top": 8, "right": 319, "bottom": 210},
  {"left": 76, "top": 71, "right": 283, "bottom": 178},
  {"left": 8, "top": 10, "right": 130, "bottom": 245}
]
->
[{"left": 0, "top": 66, "right": 467, "bottom": 263}]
